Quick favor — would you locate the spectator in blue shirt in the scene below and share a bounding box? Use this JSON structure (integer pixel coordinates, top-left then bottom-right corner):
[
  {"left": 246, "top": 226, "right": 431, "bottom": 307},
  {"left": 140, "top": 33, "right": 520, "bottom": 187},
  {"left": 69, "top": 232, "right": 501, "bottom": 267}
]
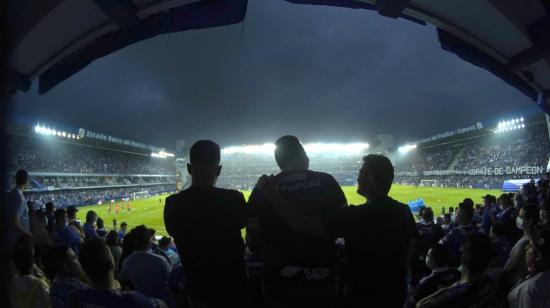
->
[
  {"left": 83, "top": 210, "right": 99, "bottom": 239},
  {"left": 68, "top": 238, "right": 165, "bottom": 308},
  {"left": 490, "top": 223, "right": 513, "bottom": 269},
  {"left": 417, "top": 234, "right": 494, "bottom": 307},
  {"left": 406, "top": 243, "right": 460, "bottom": 308},
  {"left": 45, "top": 245, "right": 89, "bottom": 308},
  {"left": 440, "top": 201, "right": 478, "bottom": 267},
  {"left": 52, "top": 209, "right": 82, "bottom": 255},
  {"left": 481, "top": 194, "right": 500, "bottom": 234},
  {"left": 118, "top": 221, "right": 128, "bottom": 241}
]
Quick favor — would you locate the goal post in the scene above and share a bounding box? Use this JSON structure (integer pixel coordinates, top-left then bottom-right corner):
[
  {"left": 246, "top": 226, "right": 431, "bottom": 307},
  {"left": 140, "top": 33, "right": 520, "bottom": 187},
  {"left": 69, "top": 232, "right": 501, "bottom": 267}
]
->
[
  {"left": 420, "top": 179, "right": 438, "bottom": 187},
  {"left": 132, "top": 190, "right": 149, "bottom": 200}
]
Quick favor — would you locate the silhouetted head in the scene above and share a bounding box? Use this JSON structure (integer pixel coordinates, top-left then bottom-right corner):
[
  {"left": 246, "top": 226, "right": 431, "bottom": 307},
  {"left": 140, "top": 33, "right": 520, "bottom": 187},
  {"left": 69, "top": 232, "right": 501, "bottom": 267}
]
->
[
  {"left": 461, "top": 234, "right": 493, "bottom": 275},
  {"left": 44, "top": 245, "right": 82, "bottom": 280},
  {"left": 133, "top": 225, "right": 152, "bottom": 251},
  {"left": 79, "top": 238, "right": 115, "bottom": 285},
  {"left": 159, "top": 236, "right": 173, "bottom": 250},
  {"left": 45, "top": 202, "right": 54, "bottom": 213},
  {"left": 274, "top": 135, "right": 309, "bottom": 171},
  {"left": 456, "top": 202, "right": 474, "bottom": 226},
  {"left": 426, "top": 244, "right": 449, "bottom": 269},
  {"left": 15, "top": 170, "right": 28, "bottom": 188},
  {"left": 518, "top": 203, "right": 539, "bottom": 235},
  {"left": 86, "top": 210, "right": 98, "bottom": 224},
  {"left": 357, "top": 154, "right": 394, "bottom": 200},
  {"left": 422, "top": 207, "right": 434, "bottom": 223},
  {"left": 187, "top": 140, "right": 222, "bottom": 187},
  {"left": 13, "top": 243, "right": 34, "bottom": 275},
  {"left": 54, "top": 209, "right": 68, "bottom": 227}
]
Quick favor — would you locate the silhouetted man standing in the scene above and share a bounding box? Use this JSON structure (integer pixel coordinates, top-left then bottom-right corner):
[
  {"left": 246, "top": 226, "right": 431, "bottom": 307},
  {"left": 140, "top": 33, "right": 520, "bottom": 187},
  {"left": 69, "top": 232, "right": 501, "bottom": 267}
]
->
[
  {"left": 256, "top": 154, "right": 416, "bottom": 308},
  {"left": 164, "top": 140, "right": 247, "bottom": 307},
  {"left": 247, "top": 135, "right": 347, "bottom": 307}
]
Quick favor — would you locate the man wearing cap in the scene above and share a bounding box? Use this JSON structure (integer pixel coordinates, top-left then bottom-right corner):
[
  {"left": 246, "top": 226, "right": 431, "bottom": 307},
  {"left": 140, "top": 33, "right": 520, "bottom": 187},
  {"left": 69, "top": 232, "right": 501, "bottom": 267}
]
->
[
  {"left": 508, "top": 228, "right": 550, "bottom": 307},
  {"left": 247, "top": 135, "right": 347, "bottom": 307},
  {"left": 6, "top": 170, "right": 33, "bottom": 249},
  {"left": 481, "top": 194, "right": 500, "bottom": 234}
]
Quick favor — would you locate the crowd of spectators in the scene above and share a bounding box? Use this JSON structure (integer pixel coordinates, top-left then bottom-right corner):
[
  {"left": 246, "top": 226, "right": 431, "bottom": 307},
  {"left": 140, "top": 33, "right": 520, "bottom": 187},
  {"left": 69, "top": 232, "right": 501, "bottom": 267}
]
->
[
  {"left": 215, "top": 126, "right": 550, "bottom": 191},
  {"left": 5, "top": 134, "right": 550, "bottom": 308},
  {"left": 8, "top": 135, "right": 175, "bottom": 175}
]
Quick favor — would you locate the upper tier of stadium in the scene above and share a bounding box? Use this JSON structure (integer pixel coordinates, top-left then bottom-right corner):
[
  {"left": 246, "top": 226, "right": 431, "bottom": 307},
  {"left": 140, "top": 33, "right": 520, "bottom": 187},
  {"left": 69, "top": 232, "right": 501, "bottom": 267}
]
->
[{"left": 6, "top": 119, "right": 176, "bottom": 204}]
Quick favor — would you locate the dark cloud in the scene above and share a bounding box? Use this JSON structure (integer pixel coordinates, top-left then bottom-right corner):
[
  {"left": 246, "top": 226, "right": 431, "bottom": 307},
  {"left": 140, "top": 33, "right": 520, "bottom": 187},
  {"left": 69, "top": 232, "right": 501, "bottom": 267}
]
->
[{"left": 11, "top": 0, "right": 533, "bottom": 148}]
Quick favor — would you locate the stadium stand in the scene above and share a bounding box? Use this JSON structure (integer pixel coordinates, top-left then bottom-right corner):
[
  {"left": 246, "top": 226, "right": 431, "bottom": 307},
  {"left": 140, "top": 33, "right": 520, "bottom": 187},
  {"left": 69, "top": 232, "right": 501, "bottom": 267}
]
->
[
  {"left": 6, "top": 122, "right": 176, "bottom": 208},
  {"left": 216, "top": 115, "right": 550, "bottom": 191}
]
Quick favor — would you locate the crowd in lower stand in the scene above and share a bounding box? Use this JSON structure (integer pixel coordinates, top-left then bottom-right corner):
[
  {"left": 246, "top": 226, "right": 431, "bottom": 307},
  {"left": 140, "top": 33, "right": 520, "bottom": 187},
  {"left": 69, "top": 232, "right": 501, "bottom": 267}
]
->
[{"left": 5, "top": 136, "right": 550, "bottom": 308}]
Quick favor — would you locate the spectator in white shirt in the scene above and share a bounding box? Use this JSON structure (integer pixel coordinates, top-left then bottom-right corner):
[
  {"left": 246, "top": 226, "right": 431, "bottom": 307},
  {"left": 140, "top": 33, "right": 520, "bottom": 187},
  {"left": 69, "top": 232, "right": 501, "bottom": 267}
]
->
[
  {"left": 508, "top": 228, "right": 550, "bottom": 308},
  {"left": 7, "top": 170, "right": 33, "bottom": 249}
]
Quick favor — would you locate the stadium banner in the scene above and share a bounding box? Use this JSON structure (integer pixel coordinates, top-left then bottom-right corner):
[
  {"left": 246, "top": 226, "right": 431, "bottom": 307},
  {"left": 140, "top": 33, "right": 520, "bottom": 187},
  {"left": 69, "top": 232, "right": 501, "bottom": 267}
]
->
[
  {"left": 396, "top": 165, "right": 545, "bottom": 177},
  {"left": 412, "top": 122, "right": 483, "bottom": 145},
  {"left": 502, "top": 179, "right": 538, "bottom": 192},
  {"left": 79, "top": 128, "right": 163, "bottom": 152}
]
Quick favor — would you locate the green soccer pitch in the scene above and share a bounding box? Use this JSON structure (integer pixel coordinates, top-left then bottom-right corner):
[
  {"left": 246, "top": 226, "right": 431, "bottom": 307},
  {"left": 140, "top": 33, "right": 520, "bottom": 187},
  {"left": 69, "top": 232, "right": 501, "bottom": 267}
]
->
[{"left": 76, "top": 184, "right": 502, "bottom": 236}]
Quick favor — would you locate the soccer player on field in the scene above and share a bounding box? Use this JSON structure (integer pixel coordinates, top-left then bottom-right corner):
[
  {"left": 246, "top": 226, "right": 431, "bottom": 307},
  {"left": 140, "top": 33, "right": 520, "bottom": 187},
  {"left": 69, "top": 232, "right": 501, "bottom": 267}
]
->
[
  {"left": 115, "top": 203, "right": 120, "bottom": 215},
  {"left": 127, "top": 203, "right": 131, "bottom": 213}
]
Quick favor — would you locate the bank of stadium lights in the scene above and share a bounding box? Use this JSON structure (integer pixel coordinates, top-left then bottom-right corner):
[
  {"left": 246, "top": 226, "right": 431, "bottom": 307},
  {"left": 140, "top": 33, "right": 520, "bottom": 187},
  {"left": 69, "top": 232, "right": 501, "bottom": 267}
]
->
[
  {"left": 222, "top": 142, "right": 370, "bottom": 155},
  {"left": 494, "top": 117, "right": 525, "bottom": 134},
  {"left": 151, "top": 151, "right": 175, "bottom": 158},
  {"left": 34, "top": 124, "right": 79, "bottom": 140},
  {"left": 398, "top": 144, "right": 417, "bottom": 154}
]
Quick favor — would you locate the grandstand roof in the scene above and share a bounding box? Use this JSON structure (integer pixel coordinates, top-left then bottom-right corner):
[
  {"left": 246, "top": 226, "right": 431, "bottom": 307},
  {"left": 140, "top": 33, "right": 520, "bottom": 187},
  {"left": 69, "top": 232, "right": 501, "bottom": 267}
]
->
[{"left": 6, "top": 0, "right": 550, "bottom": 113}]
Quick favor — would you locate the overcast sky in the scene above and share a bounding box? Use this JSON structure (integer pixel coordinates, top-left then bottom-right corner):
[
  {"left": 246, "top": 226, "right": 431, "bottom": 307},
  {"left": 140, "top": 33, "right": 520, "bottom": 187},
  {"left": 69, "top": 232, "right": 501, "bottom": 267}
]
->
[{"left": 10, "top": 0, "right": 535, "bottom": 148}]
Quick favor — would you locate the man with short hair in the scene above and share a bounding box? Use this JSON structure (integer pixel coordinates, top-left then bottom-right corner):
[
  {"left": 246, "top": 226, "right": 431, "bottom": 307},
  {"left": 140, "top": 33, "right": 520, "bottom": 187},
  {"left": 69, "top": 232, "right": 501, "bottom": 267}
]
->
[
  {"left": 164, "top": 140, "right": 248, "bottom": 306},
  {"left": 82, "top": 210, "right": 98, "bottom": 239},
  {"left": 417, "top": 234, "right": 494, "bottom": 307},
  {"left": 52, "top": 209, "right": 82, "bottom": 255},
  {"left": 46, "top": 245, "right": 89, "bottom": 308},
  {"left": 158, "top": 236, "right": 180, "bottom": 270},
  {"left": 68, "top": 238, "right": 165, "bottom": 307},
  {"left": 406, "top": 244, "right": 460, "bottom": 308},
  {"left": 45, "top": 201, "right": 55, "bottom": 234},
  {"left": 119, "top": 225, "right": 171, "bottom": 301},
  {"left": 7, "top": 170, "right": 33, "bottom": 249},
  {"left": 508, "top": 228, "right": 550, "bottom": 307},
  {"left": 247, "top": 135, "right": 347, "bottom": 307},
  {"left": 118, "top": 221, "right": 128, "bottom": 241},
  {"left": 412, "top": 207, "right": 445, "bottom": 285},
  {"left": 257, "top": 154, "right": 416, "bottom": 307},
  {"left": 440, "top": 201, "right": 478, "bottom": 267},
  {"left": 481, "top": 194, "right": 500, "bottom": 234}
]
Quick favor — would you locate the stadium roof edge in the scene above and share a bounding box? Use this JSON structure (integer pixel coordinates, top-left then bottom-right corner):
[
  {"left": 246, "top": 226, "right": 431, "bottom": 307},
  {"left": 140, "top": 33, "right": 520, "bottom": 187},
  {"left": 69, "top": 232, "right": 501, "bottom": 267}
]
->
[
  {"left": 286, "top": 0, "right": 550, "bottom": 114},
  {"left": 5, "top": 0, "right": 550, "bottom": 114}
]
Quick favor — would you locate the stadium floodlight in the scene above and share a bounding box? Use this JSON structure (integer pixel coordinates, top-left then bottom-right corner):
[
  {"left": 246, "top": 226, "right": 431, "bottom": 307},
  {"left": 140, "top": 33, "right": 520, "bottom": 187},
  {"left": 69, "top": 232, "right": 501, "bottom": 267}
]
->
[
  {"left": 398, "top": 144, "right": 417, "bottom": 154},
  {"left": 222, "top": 142, "right": 369, "bottom": 155},
  {"left": 151, "top": 150, "right": 175, "bottom": 158},
  {"left": 222, "top": 143, "right": 276, "bottom": 155},
  {"left": 494, "top": 117, "right": 525, "bottom": 134}
]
